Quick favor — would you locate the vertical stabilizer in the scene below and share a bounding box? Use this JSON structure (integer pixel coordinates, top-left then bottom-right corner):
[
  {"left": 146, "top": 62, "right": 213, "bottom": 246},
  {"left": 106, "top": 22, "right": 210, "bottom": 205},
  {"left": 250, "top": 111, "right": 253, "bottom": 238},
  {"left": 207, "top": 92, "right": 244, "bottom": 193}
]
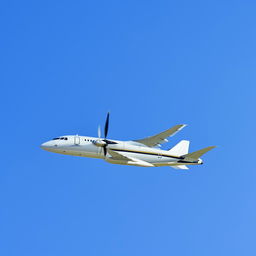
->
[{"left": 168, "top": 140, "right": 190, "bottom": 156}]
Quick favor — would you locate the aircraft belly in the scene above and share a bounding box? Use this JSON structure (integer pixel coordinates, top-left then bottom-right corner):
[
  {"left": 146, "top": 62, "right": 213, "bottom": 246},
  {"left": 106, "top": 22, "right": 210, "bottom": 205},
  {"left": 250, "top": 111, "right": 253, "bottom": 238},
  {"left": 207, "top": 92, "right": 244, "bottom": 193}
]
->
[
  {"left": 152, "top": 157, "right": 177, "bottom": 166},
  {"left": 52, "top": 145, "right": 104, "bottom": 159}
]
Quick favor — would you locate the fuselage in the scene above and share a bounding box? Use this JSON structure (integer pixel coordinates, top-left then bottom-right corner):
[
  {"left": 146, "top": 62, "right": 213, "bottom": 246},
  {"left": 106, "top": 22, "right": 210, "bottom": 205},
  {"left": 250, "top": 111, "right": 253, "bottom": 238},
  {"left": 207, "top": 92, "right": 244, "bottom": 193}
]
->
[{"left": 41, "top": 135, "right": 203, "bottom": 167}]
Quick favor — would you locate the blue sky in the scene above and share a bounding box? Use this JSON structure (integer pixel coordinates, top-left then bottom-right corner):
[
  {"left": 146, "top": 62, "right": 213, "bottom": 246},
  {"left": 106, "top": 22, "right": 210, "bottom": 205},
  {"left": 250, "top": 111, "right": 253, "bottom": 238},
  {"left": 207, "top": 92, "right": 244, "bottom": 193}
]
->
[{"left": 0, "top": 0, "right": 256, "bottom": 255}]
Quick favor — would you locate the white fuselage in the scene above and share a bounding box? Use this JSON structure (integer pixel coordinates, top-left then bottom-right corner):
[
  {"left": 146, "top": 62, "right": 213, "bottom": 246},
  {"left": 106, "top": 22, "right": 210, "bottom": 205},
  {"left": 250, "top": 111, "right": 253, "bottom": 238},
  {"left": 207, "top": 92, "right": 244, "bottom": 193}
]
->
[{"left": 41, "top": 135, "right": 202, "bottom": 167}]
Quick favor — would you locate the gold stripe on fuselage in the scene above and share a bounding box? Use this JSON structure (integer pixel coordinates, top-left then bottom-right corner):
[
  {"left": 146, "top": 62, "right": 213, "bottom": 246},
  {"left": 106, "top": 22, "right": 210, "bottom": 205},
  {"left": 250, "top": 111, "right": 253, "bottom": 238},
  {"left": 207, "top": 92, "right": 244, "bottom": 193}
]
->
[{"left": 112, "top": 148, "right": 181, "bottom": 159}]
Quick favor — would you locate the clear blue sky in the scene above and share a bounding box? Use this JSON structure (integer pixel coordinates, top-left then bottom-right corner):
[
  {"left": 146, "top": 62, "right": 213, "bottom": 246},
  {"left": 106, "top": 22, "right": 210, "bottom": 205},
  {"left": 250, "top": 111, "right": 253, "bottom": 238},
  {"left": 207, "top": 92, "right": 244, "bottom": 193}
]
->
[{"left": 1, "top": 0, "right": 255, "bottom": 255}]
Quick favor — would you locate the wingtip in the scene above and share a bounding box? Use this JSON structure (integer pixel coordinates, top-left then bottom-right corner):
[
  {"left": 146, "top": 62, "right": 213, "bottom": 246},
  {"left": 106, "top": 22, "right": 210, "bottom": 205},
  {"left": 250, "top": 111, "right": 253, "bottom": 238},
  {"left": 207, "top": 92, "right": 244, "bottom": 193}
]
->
[
  {"left": 207, "top": 146, "right": 217, "bottom": 151},
  {"left": 178, "top": 124, "right": 187, "bottom": 129}
]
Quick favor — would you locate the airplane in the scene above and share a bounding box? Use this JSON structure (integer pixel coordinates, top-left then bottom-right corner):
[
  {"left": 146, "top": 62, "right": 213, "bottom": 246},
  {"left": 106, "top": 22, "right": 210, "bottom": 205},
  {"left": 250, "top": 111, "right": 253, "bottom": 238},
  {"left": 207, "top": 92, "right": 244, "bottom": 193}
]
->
[{"left": 40, "top": 113, "right": 215, "bottom": 169}]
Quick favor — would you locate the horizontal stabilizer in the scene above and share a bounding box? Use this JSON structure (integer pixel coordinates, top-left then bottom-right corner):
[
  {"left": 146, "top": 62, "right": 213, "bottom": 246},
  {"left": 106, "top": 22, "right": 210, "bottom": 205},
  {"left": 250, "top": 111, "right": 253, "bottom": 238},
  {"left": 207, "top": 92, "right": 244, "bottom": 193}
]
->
[
  {"left": 183, "top": 146, "right": 216, "bottom": 160},
  {"left": 169, "top": 140, "right": 190, "bottom": 156},
  {"left": 172, "top": 165, "right": 189, "bottom": 170}
]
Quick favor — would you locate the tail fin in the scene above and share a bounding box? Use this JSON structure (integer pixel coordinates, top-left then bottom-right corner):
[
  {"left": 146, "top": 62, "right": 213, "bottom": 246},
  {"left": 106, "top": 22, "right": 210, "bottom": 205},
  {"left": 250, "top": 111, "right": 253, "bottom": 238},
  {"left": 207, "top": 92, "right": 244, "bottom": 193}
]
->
[
  {"left": 169, "top": 140, "right": 190, "bottom": 156},
  {"left": 183, "top": 146, "right": 216, "bottom": 160}
]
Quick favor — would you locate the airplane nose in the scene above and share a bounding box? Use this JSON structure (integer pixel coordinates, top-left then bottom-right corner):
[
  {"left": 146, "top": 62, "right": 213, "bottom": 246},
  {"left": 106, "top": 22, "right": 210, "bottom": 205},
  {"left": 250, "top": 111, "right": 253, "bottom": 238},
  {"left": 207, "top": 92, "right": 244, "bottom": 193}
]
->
[
  {"left": 40, "top": 141, "right": 52, "bottom": 150},
  {"left": 40, "top": 142, "right": 47, "bottom": 149}
]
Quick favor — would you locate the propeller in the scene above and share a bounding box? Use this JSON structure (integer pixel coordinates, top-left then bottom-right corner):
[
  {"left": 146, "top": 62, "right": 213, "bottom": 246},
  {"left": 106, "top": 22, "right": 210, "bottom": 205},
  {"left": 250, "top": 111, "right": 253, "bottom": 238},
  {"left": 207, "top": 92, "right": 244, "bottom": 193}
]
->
[
  {"left": 103, "top": 112, "right": 110, "bottom": 156},
  {"left": 98, "top": 125, "right": 101, "bottom": 138},
  {"left": 104, "top": 112, "right": 109, "bottom": 139},
  {"left": 93, "top": 112, "right": 116, "bottom": 157}
]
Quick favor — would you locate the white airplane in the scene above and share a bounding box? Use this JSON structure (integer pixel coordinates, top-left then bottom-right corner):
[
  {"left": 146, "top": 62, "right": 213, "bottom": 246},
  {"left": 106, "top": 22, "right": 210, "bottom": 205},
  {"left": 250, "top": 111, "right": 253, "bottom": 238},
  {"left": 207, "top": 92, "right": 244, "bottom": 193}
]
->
[{"left": 40, "top": 113, "right": 215, "bottom": 169}]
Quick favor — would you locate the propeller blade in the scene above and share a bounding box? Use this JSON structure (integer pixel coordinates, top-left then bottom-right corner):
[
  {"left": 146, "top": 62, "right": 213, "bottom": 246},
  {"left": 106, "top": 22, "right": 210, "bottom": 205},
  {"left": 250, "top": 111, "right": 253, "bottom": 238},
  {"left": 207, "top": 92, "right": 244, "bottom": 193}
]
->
[
  {"left": 104, "top": 112, "right": 110, "bottom": 138},
  {"left": 103, "top": 146, "right": 107, "bottom": 156},
  {"left": 98, "top": 125, "right": 101, "bottom": 138}
]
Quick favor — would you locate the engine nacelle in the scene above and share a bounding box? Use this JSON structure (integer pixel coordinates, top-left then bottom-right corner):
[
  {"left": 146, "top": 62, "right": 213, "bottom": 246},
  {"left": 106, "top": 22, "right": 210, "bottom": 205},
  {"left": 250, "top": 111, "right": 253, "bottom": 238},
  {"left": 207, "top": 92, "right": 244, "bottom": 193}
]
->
[{"left": 93, "top": 140, "right": 106, "bottom": 147}]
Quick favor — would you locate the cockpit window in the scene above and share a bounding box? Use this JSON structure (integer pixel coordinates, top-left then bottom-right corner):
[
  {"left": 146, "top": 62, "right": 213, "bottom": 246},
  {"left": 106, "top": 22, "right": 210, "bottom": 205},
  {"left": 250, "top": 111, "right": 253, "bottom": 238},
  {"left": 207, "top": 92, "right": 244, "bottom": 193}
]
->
[{"left": 52, "top": 137, "right": 68, "bottom": 140}]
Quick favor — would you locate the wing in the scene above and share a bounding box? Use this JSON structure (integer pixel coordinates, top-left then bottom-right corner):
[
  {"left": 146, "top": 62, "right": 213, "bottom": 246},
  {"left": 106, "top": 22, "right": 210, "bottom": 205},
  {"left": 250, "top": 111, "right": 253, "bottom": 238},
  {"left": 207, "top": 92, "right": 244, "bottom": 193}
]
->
[
  {"left": 134, "top": 124, "right": 186, "bottom": 147},
  {"left": 107, "top": 149, "right": 131, "bottom": 161},
  {"left": 171, "top": 165, "right": 189, "bottom": 170},
  {"left": 108, "top": 149, "right": 154, "bottom": 167}
]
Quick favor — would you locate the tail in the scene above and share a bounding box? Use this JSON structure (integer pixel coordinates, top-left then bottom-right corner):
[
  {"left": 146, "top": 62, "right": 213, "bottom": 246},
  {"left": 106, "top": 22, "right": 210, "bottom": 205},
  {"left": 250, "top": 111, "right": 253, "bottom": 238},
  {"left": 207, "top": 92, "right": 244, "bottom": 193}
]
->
[
  {"left": 168, "top": 140, "right": 190, "bottom": 156},
  {"left": 182, "top": 146, "right": 216, "bottom": 160},
  {"left": 170, "top": 145, "right": 216, "bottom": 170}
]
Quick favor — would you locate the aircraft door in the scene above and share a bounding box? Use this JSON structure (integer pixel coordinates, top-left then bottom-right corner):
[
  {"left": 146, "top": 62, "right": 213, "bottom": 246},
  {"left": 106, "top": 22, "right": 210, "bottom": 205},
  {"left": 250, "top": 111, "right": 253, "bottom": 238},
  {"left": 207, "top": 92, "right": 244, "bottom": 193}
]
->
[{"left": 74, "top": 135, "right": 80, "bottom": 145}]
